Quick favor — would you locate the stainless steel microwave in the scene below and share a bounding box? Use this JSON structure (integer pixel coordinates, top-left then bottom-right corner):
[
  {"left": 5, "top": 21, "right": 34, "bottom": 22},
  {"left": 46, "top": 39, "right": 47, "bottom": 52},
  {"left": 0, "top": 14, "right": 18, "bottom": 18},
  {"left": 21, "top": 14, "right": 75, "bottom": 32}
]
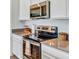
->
[{"left": 30, "top": 1, "right": 50, "bottom": 19}]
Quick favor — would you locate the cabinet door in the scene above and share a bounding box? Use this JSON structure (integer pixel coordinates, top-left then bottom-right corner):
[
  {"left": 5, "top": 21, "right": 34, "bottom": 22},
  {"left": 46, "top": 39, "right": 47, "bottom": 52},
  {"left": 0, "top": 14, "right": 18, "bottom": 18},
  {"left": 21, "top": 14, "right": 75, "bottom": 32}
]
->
[
  {"left": 41, "top": 44, "right": 69, "bottom": 59},
  {"left": 30, "top": 0, "right": 48, "bottom": 5},
  {"left": 50, "top": 0, "right": 67, "bottom": 19},
  {"left": 30, "top": 0, "right": 39, "bottom": 5},
  {"left": 17, "top": 40, "right": 23, "bottom": 59},
  {"left": 39, "top": 0, "right": 47, "bottom": 3},
  {"left": 42, "top": 52, "right": 57, "bottom": 59},
  {"left": 19, "top": 0, "right": 30, "bottom": 20},
  {"left": 12, "top": 34, "right": 23, "bottom": 59},
  {"left": 66, "top": 0, "right": 69, "bottom": 18},
  {"left": 13, "top": 37, "right": 17, "bottom": 56},
  {"left": 26, "top": 0, "right": 30, "bottom": 20}
]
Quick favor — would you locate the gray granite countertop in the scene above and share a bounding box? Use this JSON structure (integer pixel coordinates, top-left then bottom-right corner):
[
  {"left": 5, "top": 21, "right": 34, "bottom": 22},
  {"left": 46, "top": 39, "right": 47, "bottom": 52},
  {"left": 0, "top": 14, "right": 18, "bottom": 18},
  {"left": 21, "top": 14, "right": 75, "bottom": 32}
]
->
[{"left": 41, "top": 39, "right": 69, "bottom": 52}]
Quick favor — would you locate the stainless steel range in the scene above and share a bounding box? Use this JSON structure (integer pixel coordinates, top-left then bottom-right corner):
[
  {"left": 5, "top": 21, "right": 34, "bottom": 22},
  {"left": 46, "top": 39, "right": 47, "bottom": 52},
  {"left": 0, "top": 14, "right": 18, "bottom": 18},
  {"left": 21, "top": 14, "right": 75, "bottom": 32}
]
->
[{"left": 23, "top": 26, "right": 58, "bottom": 59}]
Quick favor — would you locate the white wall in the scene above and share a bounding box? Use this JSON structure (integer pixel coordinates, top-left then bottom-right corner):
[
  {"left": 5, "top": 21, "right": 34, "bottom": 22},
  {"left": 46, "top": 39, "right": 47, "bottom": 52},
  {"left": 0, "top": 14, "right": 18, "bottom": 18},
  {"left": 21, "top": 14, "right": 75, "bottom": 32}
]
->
[{"left": 52, "top": 19, "right": 69, "bottom": 33}]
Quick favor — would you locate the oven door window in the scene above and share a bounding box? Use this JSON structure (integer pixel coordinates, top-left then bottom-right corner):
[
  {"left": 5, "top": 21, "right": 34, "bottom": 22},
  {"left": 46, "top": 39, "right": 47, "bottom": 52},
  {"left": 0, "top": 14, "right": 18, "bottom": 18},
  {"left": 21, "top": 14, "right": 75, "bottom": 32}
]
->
[{"left": 31, "top": 44, "right": 41, "bottom": 59}]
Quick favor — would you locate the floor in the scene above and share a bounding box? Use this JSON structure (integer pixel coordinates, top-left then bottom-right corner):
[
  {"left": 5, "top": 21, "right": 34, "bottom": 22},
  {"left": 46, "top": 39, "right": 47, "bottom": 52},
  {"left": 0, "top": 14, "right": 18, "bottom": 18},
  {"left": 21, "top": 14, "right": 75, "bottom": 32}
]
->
[
  {"left": 10, "top": 56, "right": 28, "bottom": 59},
  {"left": 10, "top": 56, "right": 17, "bottom": 59}
]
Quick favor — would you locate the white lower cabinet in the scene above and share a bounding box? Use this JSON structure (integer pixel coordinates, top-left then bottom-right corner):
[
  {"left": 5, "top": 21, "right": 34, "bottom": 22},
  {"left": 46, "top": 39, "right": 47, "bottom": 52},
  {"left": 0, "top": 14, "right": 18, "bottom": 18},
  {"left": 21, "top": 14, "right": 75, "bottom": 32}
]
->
[
  {"left": 12, "top": 34, "right": 23, "bottom": 59},
  {"left": 42, "top": 51, "right": 57, "bottom": 59},
  {"left": 41, "top": 44, "right": 69, "bottom": 59}
]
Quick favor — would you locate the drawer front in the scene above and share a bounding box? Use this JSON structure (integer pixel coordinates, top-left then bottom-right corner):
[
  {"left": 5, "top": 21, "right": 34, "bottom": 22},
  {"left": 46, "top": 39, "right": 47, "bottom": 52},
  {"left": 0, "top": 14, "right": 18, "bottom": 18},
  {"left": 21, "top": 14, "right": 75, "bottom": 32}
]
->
[{"left": 42, "top": 52, "right": 57, "bottom": 59}]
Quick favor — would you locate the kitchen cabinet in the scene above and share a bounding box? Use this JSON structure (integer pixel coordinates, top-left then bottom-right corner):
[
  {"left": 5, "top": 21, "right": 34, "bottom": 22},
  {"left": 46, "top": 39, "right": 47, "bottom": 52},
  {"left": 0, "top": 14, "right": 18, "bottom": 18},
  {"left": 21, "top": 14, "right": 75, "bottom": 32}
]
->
[
  {"left": 41, "top": 44, "right": 69, "bottom": 59},
  {"left": 39, "top": 0, "right": 47, "bottom": 3},
  {"left": 42, "top": 51, "right": 57, "bottom": 59},
  {"left": 66, "top": 0, "right": 69, "bottom": 18},
  {"left": 30, "top": 0, "right": 39, "bottom": 5},
  {"left": 30, "top": 0, "right": 48, "bottom": 5},
  {"left": 12, "top": 34, "right": 23, "bottom": 59},
  {"left": 50, "top": 0, "right": 69, "bottom": 19},
  {"left": 19, "top": 0, "right": 30, "bottom": 20}
]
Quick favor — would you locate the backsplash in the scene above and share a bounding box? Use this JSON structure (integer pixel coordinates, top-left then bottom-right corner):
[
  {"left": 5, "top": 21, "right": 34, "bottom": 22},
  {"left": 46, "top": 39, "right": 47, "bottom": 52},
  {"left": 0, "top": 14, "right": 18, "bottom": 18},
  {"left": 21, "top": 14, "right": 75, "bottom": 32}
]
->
[
  {"left": 52, "top": 19, "right": 69, "bottom": 33},
  {"left": 24, "top": 19, "right": 69, "bottom": 33},
  {"left": 25, "top": 19, "right": 52, "bottom": 33}
]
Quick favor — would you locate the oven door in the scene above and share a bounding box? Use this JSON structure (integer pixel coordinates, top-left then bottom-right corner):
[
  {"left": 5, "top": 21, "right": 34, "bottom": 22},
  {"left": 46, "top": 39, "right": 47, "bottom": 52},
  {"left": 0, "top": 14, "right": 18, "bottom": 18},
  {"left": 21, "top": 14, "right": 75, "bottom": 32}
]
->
[
  {"left": 23, "top": 40, "right": 31, "bottom": 58},
  {"left": 30, "top": 41, "right": 41, "bottom": 59}
]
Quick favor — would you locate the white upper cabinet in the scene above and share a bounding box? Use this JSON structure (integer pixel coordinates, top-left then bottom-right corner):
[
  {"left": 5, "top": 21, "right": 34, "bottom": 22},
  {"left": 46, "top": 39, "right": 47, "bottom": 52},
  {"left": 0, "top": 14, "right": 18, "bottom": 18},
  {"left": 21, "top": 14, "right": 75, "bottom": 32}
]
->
[
  {"left": 39, "top": 0, "right": 47, "bottom": 3},
  {"left": 66, "top": 0, "right": 69, "bottom": 18},
  {"left": 30, "top": 0, "right": 47, "bottom": 5},
  {"left": 19, "top": 0, "right": 30, "bottom": 20},
  {"left": 50, "top": 0, "right": 69, "bottom": 19},
  {"left": 30, "top": 0, "right": 39, "bottom": 5}
]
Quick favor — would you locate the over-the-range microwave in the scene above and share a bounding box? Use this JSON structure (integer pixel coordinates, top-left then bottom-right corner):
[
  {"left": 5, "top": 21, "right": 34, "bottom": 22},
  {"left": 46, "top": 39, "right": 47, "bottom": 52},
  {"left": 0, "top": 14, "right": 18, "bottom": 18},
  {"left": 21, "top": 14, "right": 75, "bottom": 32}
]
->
[{"left": 30, "top": 1, "right": 50, "bottom": 19}]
